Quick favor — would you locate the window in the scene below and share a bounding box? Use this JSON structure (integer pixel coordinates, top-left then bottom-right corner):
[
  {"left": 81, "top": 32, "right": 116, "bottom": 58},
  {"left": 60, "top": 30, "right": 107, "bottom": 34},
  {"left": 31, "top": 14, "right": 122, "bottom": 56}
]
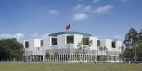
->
[
  {"left": 67, "top": 36, "right": 74, "bottom": 44},
  {"left": 112, "top": 41, "right": 116, "bottom": 48},
  {"left": 83, "top": 37, "right": 89, "bottom": 45},
  {"left": 113, "top": 56, "right": 116, "bottom": 61},
  {"left": 97, "top": 40, "right": 100, "bottom": 46},
  {"left": 40, "top": 40, "right": 43, "bottom": 46},
  {"left": 52, "top": 37, "right": 57, "bottom": 45},
  {"left": 25, "top": 41, "right": 29, "bottom": 48}
]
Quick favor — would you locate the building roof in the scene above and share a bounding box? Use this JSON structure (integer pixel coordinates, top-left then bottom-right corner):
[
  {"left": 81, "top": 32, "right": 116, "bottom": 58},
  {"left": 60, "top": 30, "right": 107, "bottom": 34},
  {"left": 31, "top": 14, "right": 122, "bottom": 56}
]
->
[{"left": 49, "top": 31, "right": 92, "bottom": 37}]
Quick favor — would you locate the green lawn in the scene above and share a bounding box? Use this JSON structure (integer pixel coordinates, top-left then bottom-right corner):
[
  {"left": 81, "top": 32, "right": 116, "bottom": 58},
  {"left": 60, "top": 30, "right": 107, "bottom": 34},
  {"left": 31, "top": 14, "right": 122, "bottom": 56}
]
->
[{"left": 0, "top": 62, "right": 142, "bottom": 71}]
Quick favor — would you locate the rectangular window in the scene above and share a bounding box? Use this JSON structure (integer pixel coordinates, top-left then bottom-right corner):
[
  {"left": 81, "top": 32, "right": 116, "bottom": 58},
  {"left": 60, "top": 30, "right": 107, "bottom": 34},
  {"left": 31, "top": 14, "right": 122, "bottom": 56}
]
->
[
  {"left": 112, "top": 41, "right": 116, "bottom": 48},
  {"left": 113, "top": 56, "right": 116, "bottom": 61},
  {"left": 25, "top": 41, "right": 29, "bottom": 48},
  {"left": 83, "top": 37, "right": 89, "bottom": 45},
  {"left": 67, "top": 36, "right": 74, "bottom": 44},
  {"left": 41, "top": 40, "right": 43, "bottom": 46},
  {"left": 52, "top": 37, "right": 57, "bottom": 45},
  {"left": 97, "top": 40, "right": 100, "bottom": 46}
]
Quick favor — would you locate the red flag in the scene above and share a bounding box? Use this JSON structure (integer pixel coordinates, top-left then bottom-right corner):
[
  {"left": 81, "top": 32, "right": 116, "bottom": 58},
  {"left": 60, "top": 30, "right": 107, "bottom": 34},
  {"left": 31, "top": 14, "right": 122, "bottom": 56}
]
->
[{"left": 66, "top": 24, "right": 70, "bottom": 30}]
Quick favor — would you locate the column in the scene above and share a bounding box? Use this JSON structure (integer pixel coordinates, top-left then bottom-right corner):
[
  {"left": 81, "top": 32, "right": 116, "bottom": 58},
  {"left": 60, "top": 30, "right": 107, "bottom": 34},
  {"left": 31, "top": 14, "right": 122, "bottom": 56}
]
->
[
  {"left": 59, "top": 54, "right": 60, "bottom": 61},
  {"left": 63, "top": 54, "right": 65, "bottom": 61},
  {"left": 71, "top": 54, "right": 73, "bottom": 61}
]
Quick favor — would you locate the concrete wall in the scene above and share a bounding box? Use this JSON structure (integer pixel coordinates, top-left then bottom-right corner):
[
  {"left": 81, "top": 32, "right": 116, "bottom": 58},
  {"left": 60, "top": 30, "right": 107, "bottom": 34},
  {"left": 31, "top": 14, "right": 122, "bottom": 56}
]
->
[
  {"left": 24, "top": 39, "right": 43, "bottom": 56},
  {"left": 89, "top": 36, "right": 97, "bottom": 50},
  {"left": 58, "top": 34, "right": 66, "bottom": 49}
]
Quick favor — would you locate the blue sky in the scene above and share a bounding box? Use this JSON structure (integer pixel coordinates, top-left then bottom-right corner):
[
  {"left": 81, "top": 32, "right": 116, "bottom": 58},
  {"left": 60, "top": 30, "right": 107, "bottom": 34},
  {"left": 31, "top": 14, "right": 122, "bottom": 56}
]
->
[{"left": 0, "top": 0, "right": 142, "bottom": 40}]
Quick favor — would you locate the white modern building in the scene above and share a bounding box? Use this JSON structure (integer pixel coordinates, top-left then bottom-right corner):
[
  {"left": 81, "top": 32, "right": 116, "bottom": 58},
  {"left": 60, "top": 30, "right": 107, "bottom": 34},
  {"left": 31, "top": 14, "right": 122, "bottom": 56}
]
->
[{"left": 23, "top": 31, "right": 122, "bottom": 63}]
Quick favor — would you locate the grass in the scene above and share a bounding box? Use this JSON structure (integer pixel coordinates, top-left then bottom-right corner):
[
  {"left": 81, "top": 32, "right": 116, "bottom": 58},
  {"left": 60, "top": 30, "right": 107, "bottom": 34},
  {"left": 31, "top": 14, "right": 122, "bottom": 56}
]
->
[{"left": 0, "top": 62, "right": 142, "bottom": 71}]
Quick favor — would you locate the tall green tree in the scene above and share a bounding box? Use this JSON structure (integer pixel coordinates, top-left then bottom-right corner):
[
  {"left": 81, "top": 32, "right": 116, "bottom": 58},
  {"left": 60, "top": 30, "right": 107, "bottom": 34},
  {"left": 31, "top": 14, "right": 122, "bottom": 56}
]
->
[
  {"left": 122, "top": 28, "right": 142, "bottom": 63},
  {"left": 0, "top": 38, "right": 23, "bottom": 61}
]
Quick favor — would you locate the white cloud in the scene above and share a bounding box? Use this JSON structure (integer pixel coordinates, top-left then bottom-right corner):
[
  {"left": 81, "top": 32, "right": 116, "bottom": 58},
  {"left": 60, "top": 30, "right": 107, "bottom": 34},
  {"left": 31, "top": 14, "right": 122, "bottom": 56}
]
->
[
  {"left": 14, "top": 33, "right": 24, "bottom": 39},
  {"left": 94, "top": 5, "right": 113, "bottom": 14},
  {"left": 73, "top": 4, "right": 114, "bottom": 21},
  {"left": 48, "top": 9, "right": 59, "bottom": 15},
  {"left": 30, "top": 33, "right": 49, "bottom": 39},
  {"left": 84, "top": 5, "right": 93, "bottom": 13},
  {"left": 0, "top": 34, "right": 12, "bottom": 38},
  {"left": 93, "top": 0, "right": 101, "bottom": 3},
  {"left": 73, "top": 13, "right": 88, "bottom": 21},
  {"left": 74, "top": 4, "right": 83, "bottom": 10},
  {"left": 0, "top": 33, "right": 24, "bottom": 40},
  {"left": 74, "top": 4, "right": 93, "bottom": 13},
  {"left": 73, "top": 4, "right": 93, "bottom": 21}
]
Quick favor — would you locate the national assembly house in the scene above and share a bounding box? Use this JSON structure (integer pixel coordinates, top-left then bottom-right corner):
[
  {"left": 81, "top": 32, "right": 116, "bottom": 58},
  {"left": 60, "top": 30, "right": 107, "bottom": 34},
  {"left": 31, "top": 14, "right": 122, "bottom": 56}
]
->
[{"left": 23, "top": 31, "right": 122, "bottom": 63}]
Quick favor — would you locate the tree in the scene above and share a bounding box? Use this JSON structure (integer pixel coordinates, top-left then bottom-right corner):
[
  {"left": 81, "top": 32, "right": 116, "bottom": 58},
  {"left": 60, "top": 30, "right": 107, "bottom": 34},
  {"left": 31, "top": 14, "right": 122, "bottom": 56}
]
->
[
  {"left": 45, "top": 52, "right": 50, "bottom": 61},
  {"left": 122, "top": 28, "right": 142, "bottom": 63},
  {"left": 98, "top": 46, "right": 108, "bottom": 62},
  {"left": 0, "top": 38, "right": 23, "bottom": 61},
  {"left": 99, "top": 46, "right": 107, "bottom": 53},
  {"left": 77, "top": 38, "right": 93, "bottom": 62}
]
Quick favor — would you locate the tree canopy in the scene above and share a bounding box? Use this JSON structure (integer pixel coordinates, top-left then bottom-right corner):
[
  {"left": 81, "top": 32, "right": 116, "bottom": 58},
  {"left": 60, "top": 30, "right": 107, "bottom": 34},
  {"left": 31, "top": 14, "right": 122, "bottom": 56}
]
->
[{"left": 0, "top": 38, "right": 23, "bottom": 61}]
